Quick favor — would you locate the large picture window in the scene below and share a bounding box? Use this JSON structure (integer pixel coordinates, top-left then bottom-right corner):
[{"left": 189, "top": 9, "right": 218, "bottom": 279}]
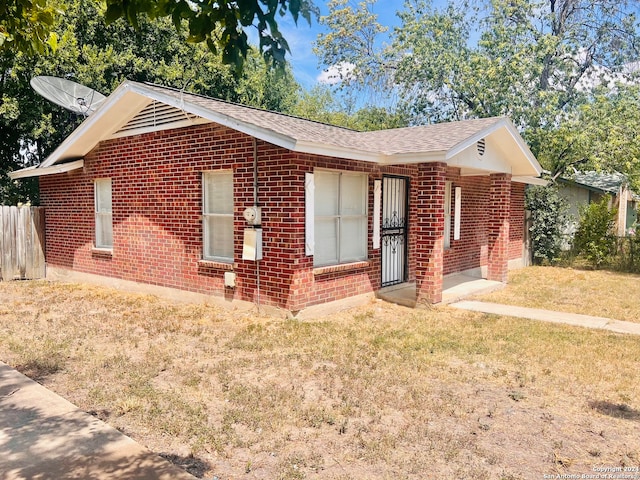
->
[
  {"left": 203, "top": 171, "right": 234, "bottom": 262},
  {"left": 314, "top": 170, "right": 368, "bottom": 266},
  {"left": 94, "top": 178, "right": 113, "bottom": 249}
]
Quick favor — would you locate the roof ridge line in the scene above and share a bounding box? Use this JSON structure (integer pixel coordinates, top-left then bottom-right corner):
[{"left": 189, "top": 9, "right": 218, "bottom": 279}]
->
[{"left": 139, "top": 80, "right": 361, "bottom": 133}]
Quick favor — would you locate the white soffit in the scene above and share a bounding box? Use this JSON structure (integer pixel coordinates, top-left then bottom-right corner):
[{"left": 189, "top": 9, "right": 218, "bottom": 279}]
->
[{"left": 9, "top": 159, "right": 84, "bottom": 179}]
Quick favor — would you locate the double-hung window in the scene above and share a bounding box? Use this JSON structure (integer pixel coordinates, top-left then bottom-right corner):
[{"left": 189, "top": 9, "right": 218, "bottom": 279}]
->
[
  {"left": 94, "top": 178, "right": 113, "bottom": 249},
  {"left": 203, "top": 171, "right": 234, "bottom": 262},
  {"left": 314, "top": 170, "right": 368, "bottom": 267}
]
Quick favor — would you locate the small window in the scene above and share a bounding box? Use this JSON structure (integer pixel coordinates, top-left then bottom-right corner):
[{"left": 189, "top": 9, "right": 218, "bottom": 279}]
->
[
  {"left": 314, "top": 170, "right": 368, "bottom": 266},
  {"left": 203, "top": 171, "right": 234, "bottom": 262},
  {"left": 94, "top": 178, "right": 113, "bottom": 249},
  {"left": 444, "top": 181, "right": 452, "bottom": 249}
]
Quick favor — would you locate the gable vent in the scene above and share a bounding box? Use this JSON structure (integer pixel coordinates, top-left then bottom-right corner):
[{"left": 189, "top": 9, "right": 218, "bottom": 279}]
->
[
  {"left": 477, "top": 138, "right": 486, "bottom": 156},
  {"left": 111, "top": 101, "right": 204, "bottom": 137}
]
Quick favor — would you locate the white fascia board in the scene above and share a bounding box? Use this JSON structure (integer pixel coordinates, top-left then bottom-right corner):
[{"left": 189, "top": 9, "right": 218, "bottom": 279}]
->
[
  {"left": 9, "top": 159, "right": 84, "bottom": 179},
  {"left": 513, "top": 176, "right": 548, "bottom": 186},
  {"left": 128, "top": 83, "right": 299, "bottom": 152}
]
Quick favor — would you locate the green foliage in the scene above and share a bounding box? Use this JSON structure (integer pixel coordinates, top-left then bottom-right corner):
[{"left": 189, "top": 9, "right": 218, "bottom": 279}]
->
[
  {"left": 104, "top": 0, "right": 318, "bottom": 70},
  {"left": 572, "top": 196, "right": 617, "bottom": 268},
  {"left": 316, "top": 0, "right": 640, "bottom": 181},
  {"left": 290, "top": 85, "right": 409, "bottom": 131},
  {"left": 533, "top": 85, "right": 640, "bottom": 184},
  {"left": 525, "top": 185, "right": 570, "bottom": 265},
  {"left": 315, "top": 0, "right": 390, "bottom": 95},
  {"left": 0, "top": 0, "right": 60, "bottom": 55},
  {"left": 0, "top": 0, "right": 302, "bottom": 204}
]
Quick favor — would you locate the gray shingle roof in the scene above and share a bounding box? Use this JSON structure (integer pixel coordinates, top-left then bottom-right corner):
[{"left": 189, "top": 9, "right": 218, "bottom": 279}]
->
[
  {"left": 142, "top": 82, "right": 503, "bottom": 155},
  {"left": 19, "top": 79, "right": 540, "bottom": 180}
]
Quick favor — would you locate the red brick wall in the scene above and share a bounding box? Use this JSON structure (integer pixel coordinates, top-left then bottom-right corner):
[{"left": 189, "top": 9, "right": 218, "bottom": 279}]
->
[
  {"left": 39, "top": 124, "right": 389, "bottom": 311},
  {"left": 443, "top": 169, "right": 490, "bottom": 275},
  {"left": 443, "top": 169, "right": 525, "bottom": 276},
  {"left": 509, "top": 182, "right": 526, "bottom": 261},
  {"left": 39, "top": 122, "right": 528, "bottom": 310}
]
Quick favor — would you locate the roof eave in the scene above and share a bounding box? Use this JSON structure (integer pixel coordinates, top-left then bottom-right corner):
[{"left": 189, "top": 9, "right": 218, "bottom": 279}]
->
[{"left": 9, "top": 159, "right": 84, "bottom": 179}]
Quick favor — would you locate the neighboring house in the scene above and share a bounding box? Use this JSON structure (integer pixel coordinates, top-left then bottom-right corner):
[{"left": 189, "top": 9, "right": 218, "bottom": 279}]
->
[
  {"left": 558, "top": 171, "right": 638, "bottom": 245},
  {"left": 10, "top": 80, "right": 542, "bottom": 315}
]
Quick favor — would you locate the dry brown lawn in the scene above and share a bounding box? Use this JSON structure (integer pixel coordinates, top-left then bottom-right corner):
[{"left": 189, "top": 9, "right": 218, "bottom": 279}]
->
[
  {"left": 478, "top": 266, "right": 640, "bottom": 323},
  {"left": 0, "top": 267, "right": 639, "bottom": 480}
]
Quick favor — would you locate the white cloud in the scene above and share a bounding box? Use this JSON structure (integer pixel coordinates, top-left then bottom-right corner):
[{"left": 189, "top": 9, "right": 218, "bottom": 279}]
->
[{"left": 317, "top": 62, "right": 356, "bottom": 85}]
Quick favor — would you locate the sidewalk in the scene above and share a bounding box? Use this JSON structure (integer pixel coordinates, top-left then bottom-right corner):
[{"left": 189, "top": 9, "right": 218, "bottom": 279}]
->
[
  {"left": 0, "top": 362, "right": 197, "bottom": 480},
  {"left": 450, "top": 301, "right": 640, "bottom": 335}
]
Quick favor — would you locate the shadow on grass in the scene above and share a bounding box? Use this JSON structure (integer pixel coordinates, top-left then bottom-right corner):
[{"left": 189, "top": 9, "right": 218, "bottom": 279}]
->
[
  {"left": 160, "top": 453, "right": 211, "bottom": 478},
  {"left": 16, "top": 357, "right": 64, "bottom": 383},
  {"left": 589, "top": 400, "right": 640, "bottom": 421}
]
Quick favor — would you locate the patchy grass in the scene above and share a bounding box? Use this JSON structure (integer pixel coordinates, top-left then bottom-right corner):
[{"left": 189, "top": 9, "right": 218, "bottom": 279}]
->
[
  {"left": 0, "top": 276, "right": 639, "bottom": 479},
  {"left": 477, "top": 266, "right": 640, "bottom": 322}
]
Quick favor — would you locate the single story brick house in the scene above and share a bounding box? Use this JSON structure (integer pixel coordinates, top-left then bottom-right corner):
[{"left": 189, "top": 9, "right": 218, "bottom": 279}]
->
[{"left": 11, "top": 80, "right": 542, "bottom": 314}]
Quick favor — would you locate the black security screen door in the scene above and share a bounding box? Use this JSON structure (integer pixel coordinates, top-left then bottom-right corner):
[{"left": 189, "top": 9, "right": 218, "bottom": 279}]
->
[{"left": 381, "top": 176, "right": 409, "bottom": 287}]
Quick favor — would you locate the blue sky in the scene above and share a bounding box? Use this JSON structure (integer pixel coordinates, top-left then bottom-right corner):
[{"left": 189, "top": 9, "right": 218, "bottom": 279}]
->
[{"left": 277, "top": 1, "right": 403, "bottom": 89}]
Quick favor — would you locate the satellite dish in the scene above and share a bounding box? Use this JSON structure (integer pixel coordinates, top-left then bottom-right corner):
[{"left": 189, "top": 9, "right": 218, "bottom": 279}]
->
[{"left": 30, "top": 76, "right": 106, "bottom": 117}]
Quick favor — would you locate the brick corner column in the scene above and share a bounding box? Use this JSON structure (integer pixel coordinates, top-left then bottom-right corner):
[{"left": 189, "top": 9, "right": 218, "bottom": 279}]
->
[
  {"left": 415, "top": 162, "right": 447, "bottom": 305},
  {"left": 487, "top": 173, "right": 512, "bottom": 283}
]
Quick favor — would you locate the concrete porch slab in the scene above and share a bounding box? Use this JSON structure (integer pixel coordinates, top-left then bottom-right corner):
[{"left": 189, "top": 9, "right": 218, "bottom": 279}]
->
[{"left": 376, "top": 274, "right": 505, "bottom": 308}]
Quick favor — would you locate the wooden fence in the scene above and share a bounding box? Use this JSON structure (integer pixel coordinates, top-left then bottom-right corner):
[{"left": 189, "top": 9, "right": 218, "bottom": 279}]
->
[{"left": 0, "top": 206, "right": 46, "bottom": 281}]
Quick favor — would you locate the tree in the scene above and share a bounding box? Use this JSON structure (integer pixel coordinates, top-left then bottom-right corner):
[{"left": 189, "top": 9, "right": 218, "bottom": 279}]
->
[
  {"left": 104, "top": 0, "right": 318, "bottom": 70},
  {"left": 525, "top": 184, "right": 570, "bottom": 265},
  {"left": 573, "top": 195, "right": 617, "bottom": 267},
  {"left": 533, "top": 84, "right": 640, "bottom": 185},
  {"left": 316, "top": 0, "right": 640, "bottom": 139},
  {"left": 0, "top": 0, "right": 59, "bottom": 55},
  {"left": 1, "top": 0, "right": 318, "bottom": 70},
  {"left": 290, "top": 84, "right": 409, "bottom": 130},
  {"left": 315, "top": 0, "right": 390, "bottom": 100},
  {"left": 1, "top": 0, "right": 302, "bottom": 204}
]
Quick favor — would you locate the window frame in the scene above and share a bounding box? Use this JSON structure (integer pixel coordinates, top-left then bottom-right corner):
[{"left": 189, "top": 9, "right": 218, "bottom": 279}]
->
[
  {"left": 94, "top": 178, "right": 113, "bottom": 250},
  {"left": 313, "top": 169, "right": 369, "bottom": 267},
  {"left": 202, "top": 170, "right": 234, "bottom": 263}
]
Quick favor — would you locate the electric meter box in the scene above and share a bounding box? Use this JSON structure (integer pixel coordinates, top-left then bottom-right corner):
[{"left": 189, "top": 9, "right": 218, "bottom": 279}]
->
[{"left": 242, "top": 228, "right": 263, "bottom": 261}]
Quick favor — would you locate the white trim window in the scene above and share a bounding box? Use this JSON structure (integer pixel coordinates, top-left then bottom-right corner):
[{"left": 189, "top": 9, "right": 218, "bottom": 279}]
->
[
  {"left": 94, "top": 178, "right": 113, "bottom": 249},
  {"left": 203, "top": 171, "right": 234, "bottom": 262},
  {"left": 313, "top": 170, "right": 368, "bottom": 267}
]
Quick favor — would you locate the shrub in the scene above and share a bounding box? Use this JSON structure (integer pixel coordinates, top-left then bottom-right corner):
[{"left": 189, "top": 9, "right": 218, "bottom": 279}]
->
[
  {"left": 572, "top": 196, "right": 617, "bottom": 267},
  {"left": 525, "top": 185, "right": 570, "bottom": 265}
]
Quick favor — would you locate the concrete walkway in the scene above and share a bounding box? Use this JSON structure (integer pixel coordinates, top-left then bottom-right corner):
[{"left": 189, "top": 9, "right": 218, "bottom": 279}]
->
[
  {"left": 0, "top": 362, "right": 196, "bottom": 480},
  {"left": 450, "top": 301, "right": 640, "bottom": 335}
]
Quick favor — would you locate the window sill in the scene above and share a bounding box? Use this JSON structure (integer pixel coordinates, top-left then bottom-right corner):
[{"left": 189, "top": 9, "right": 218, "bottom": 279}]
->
[
  {"left": 198, "top": 259, "right": 234, "bottom": 271},
  {"left": 91, "top": 247, "right": 113, "bottom": 257},
  {"left": 313, "top": 260, "right": 370, "bottom": 276}
]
